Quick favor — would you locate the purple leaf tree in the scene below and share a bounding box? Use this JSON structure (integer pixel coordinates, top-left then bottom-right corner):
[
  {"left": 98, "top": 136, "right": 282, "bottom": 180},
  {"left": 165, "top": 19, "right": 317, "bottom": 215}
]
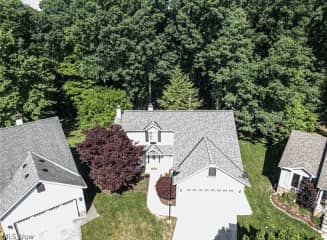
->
[{"left": 77, "top": 125, "right": 144, "bottom": 192}]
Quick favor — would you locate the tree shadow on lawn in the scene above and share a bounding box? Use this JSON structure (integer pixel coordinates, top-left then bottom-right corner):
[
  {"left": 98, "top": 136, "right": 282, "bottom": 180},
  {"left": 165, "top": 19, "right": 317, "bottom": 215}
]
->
[
  {"left": 237, "top": 224, "right": 258, "bottom": 239},
  {"left": 70, "top": 146, "right": 100, "bottom": 211},
  {"left": 262, "top": 140, "right": 287, "bottom": 188}
]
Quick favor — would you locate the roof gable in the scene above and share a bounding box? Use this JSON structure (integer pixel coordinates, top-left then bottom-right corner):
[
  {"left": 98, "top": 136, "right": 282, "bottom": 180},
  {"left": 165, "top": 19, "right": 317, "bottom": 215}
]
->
[
  {"left": 278, "top": 130, "right": 326, "bottom": 177},
  {"left": 174, "top": 137, "right": 249, "bottom": 186},
  {"left": 0, "top": 152, "right": 86, "bottom": 219},
  {"left": 144, "top": 121, "right": 161, "bottom": 131},
  {"left": 0, "top": 117, "right": 86, "bottom": 218}
]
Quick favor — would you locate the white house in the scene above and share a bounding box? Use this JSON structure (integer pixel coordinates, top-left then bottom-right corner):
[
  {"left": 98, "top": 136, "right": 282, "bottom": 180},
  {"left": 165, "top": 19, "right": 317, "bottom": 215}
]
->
[
  {"left": 277, "top": 130, "right": 327, "bottom": 216},
  {"left": 115, "top": 106, "right": 252, "bottom": 240},
  {"left": 0, "top": 117, "right": 87, "bottom": 240}
]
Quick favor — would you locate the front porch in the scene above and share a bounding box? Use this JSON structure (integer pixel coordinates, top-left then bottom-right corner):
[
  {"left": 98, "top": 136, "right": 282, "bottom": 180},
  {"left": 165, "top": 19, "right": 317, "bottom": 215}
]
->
[
  {"left": 315, "top": 189, "right": 327, "bottom": 216},
  {"left": 142, "top": 145, "right": 173, "bottom": 174}
]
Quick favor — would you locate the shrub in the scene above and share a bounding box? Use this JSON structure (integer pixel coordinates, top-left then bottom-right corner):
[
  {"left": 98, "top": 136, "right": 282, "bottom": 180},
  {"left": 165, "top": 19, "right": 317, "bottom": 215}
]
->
[
  {"left": 300, "top": 207, "right": 310, "bottom": 215},
  {"left": 297, "top": 179, "right": 318, "bottom": 212},
  {"left": 156, "top": 176, "right": 176, "bottom": 200},
  {"left": 312, "top": 216, "right": 321, "bottom": 226},
  {"left": 281, "top": 192, "right": 297, "bottom": 205}
]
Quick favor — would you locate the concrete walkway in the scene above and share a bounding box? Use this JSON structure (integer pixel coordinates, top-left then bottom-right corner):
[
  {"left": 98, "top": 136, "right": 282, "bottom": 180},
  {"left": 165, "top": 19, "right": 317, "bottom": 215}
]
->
[
  {"left": 147, "top": 172, "right": 177, "bottom": 217},
  {"left": 57, "top": 204, "right": 99, "bottom": 240}
]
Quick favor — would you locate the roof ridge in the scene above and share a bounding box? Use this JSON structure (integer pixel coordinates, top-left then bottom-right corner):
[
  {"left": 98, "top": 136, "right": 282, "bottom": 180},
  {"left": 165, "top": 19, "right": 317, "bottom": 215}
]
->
[
  {"left": 206, "top": 137, "right": 244, "bottom": 174},
  {"left": 204, "top": 138, "right": 213, "bottom": 164},
  {"left": 31, "top": 152, "right": 80, "bottom": 177},
  {"left": 177, "top": 137, "right": 206, "bottom": 168},
  {"left": 0, "top": 117, "right": 60, "bottom": 132},
  {"left": 124, "top": 110, "right": 233, "bottom": 113}
]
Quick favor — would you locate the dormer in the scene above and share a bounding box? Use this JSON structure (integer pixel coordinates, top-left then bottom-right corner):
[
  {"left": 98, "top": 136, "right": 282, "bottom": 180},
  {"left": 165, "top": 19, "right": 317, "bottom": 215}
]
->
[{"left": 144, "top": 121, "right": 161, "bottom": 144}]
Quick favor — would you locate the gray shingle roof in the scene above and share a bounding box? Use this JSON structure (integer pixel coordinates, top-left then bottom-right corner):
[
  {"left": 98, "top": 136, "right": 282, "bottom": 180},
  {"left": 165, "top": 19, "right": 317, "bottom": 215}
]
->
[
  {"left": 144, "top": 145, "right": 173, "bottom": 155},
  {"left": 118, "top": 110, "right": 246, "bottom": 185},
  {"left": 174, "top": 137, "right": 249, "bottom": 185},
  {"left": 0, "top": 117, "right": 86, "bottom": 218},
  {"left": 278, "top": 130, "right": 327, "bottom": 177}
]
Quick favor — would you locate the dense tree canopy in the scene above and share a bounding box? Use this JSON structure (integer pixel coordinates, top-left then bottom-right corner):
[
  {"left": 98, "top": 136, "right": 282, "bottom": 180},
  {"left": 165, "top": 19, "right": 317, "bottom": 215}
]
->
[{"left": 0, "top": 0, "right": 326, "bottom": 141}]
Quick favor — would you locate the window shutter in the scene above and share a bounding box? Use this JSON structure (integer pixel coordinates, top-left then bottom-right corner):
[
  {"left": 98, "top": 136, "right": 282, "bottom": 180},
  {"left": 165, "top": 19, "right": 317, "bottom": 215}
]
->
[
  {"left": 158, "top": 131, "right": 161, "bottom": 142},
  {"left": 145, "top": 131, "right": 149, "bottom": 142}
]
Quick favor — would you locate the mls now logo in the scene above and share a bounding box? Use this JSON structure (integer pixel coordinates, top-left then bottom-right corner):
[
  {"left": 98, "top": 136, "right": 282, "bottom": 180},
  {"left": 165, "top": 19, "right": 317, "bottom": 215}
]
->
[{"left": 5, "top": 234, "right": 34, "bottom": 240}]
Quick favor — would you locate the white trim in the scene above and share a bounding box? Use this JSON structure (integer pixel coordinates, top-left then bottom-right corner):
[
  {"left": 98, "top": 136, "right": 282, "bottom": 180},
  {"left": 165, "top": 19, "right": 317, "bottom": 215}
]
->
[
  {"left": 144, "top": 121, "right": 162, "bottom": 131},
  {"left": 281, "top": 167, "right": 315, "bottom": 178},
  {"left": 125, "top": 130, "right": 173, "bottom": 133},
  {"left": 41, "top": 180, "right": 87, "bottom": 189},
  {"left": 174, "top": 165, "right": 248, "bottom": 187}
]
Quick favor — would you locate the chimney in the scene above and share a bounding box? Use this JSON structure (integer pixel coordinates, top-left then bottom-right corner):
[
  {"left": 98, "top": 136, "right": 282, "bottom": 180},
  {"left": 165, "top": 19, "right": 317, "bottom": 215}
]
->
[
  {"left": 15, "top": 114, "right": 23, "bottom": 126},
  {"left": 148, "top": 103, "right": 153, "bottom": 111},
  {"left": 115, "top": 106, "right": 122, "bottom": 120}
]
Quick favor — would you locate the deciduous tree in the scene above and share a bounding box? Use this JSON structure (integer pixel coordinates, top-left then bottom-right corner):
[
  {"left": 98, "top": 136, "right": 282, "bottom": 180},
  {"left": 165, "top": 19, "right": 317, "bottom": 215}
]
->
[{"left": 77, "top": 125, "right": 143, "bottom": 192}]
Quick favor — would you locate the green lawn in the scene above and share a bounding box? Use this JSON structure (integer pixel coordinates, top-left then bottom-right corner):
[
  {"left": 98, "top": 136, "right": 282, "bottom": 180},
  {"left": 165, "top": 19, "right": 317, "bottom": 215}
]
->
[
  {"left": 66, "top": 131, "right": 175, "bottom": 240},
  {"left": 238, "top": 141, "right": 321, "bottom": 239},
  {"left": 81, "top": 191, "right": 175, "bottom": 240}
]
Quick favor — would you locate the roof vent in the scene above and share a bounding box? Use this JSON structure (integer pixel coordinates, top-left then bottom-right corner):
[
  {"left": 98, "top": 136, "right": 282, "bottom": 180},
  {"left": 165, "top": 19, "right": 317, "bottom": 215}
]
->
[
  {"left": 39, "top": 159, "right": 45, "bottom": 163},
  {"left": 37, "top": 183, "right": 45, "bottom": 193},
  {"left": 42, "top": 168, "right": 48, "bottom": 172},
  {"left": 24, "top": 174, "right": 29, "bottom": 179},
  {"left": 22, "top": 163, "right": 27, "bottom": 169}
]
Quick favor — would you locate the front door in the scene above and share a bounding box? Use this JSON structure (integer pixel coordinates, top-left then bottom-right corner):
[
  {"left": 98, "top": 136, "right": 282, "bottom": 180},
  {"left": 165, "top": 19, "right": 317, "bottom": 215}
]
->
[{"left": 145, "top": 151, "right": 161, "bottom": 172}]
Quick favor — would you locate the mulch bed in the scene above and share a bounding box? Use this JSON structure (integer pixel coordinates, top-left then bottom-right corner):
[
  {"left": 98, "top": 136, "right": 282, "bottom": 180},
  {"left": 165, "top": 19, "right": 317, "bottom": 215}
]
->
[
  {"left": 159, "top": 197, "right": 176, "bottom": 206},
  {"left": 271, "top": 194, "right": 319, "bottom": 229}
]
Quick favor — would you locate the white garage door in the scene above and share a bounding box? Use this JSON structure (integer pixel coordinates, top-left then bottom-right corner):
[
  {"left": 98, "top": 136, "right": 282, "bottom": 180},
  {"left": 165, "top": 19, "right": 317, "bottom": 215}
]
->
[{"left": 15, "top": 199, "right": 79, "bottom": 240}]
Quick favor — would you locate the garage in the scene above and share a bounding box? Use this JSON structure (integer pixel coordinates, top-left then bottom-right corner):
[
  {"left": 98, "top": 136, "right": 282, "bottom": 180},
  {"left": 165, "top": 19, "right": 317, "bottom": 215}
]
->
[
  {"left": 173, "top": 190, "right": 241, "bottom": 240},
  {"left": 14, "top": 199, "right": 79, "bottom": 240}
]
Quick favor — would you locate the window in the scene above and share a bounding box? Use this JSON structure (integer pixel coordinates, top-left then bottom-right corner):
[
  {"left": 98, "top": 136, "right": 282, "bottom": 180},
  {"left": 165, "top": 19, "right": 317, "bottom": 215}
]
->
[
  {"left": 208, "top": 167, "right": 216, "bottom": 177},
  {"left": 291, "top": 174, "right": 300, "bottom": 188},
  {"left": 149, "top": 131, "right": 158, "bottom": 143}
]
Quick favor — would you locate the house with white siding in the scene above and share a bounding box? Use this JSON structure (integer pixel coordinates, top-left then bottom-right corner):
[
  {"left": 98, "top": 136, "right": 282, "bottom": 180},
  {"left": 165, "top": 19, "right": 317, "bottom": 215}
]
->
[
  {"left": 0, "top": 117, "right": 87, "bottom": 240},
  {"left": 115, "top": 106, "right": 252, "bottom": 240},
  {"left": 277, "top": 130, "right": 327, "bottom": 216}
]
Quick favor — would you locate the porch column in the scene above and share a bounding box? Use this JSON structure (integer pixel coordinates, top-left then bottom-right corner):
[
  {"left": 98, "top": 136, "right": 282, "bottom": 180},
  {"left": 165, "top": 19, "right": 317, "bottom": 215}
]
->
[{"left": 317, "top": 190, "right": 324, "bottom": 209}]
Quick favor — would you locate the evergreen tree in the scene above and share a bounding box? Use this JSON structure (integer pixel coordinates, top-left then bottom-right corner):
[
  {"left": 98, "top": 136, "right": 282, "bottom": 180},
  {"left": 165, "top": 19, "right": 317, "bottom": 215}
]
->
[{"left": 157, "top": 67, "right": 202, "bottom": 110}]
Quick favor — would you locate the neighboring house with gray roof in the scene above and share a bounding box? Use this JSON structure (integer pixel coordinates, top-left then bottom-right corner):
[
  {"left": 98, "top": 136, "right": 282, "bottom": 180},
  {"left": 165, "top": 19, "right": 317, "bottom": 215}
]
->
[
  {"left": 115, "top": 106, "right": 252, "bottom": 240},
  {"left": 277, "top": 130, "right": 327, "bottom": 216},
  {"left": 0, "top": 117, "right": 87, "bottom": 239}
]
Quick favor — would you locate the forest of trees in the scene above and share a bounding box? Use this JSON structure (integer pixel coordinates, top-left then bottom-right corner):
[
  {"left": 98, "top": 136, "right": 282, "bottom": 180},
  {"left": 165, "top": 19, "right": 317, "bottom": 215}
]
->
[{"left": 0, "top": 0, "right": 326, "bottom": 142}]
